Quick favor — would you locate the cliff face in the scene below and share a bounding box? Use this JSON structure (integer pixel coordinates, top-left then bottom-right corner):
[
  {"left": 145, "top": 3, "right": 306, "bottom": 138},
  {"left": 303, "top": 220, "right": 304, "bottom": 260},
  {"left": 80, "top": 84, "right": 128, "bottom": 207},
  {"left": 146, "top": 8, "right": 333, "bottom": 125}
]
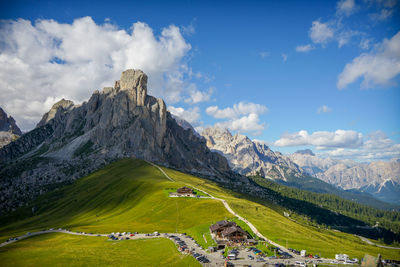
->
[
  {"left": 201, "top": 126, "right": 303, "bottom": 180},
  {"left": 0, "top": 69, "right": 231, "bottom": 213},
  {"left": 289, "top": 151, "right": 400, "bottom": 204},
  {"left": 0, "top": 107, "right": 22, "bottom": 149}
]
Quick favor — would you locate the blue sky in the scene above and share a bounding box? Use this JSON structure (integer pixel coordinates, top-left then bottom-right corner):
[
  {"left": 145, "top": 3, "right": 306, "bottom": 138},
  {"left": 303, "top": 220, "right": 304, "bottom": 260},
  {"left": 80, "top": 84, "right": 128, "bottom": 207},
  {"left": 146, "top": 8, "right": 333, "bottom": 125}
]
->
[{"left": 1, "top": 0, "right": 399, "bottom": 161}]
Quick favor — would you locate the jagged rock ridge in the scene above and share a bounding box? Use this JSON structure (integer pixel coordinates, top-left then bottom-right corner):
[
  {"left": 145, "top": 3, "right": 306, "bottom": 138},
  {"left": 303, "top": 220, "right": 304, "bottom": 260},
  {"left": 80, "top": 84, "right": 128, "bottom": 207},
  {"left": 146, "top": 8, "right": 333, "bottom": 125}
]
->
[
  {"left": 201, "top": 126, "right": 303, "bottom": 180},
  {"left": 288, "top": 151, "right": 400, "bottom": 204},
  {"left": 0, "top": 107, "right": 22, "bottom": 148},
  {"left": 0, "top": 69, "right": 232, "bottom": 213}
]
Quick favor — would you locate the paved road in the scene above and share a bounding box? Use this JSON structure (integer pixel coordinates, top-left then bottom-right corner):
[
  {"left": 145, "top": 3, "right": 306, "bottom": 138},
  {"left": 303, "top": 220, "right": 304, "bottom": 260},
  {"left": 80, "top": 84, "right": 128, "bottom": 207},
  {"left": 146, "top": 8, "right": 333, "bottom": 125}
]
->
[
  {"left": 148, "top": 163, "right": 297, "bottom": 255},
  {"left": 0, "top": 229, "right": 107, "bottom": 248},
  {"left": 146, "top": 162, "right": 354, "bottom": 266},
  {"left": 357, "top": 235, "right": 400, "bottom": 250},
  {"left": 0, "top": 161, "right": 358, "bottom": 266}
]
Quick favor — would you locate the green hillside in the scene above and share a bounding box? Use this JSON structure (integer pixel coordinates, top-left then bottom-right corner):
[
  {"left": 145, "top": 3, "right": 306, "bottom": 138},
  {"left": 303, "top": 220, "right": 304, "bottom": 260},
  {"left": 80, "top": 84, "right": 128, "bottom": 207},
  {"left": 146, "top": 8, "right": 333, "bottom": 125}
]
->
[
  {"left": 251, "top": 176, "right": 400, "bottom": 239},
  {"left": 0, "top": 159, "right": 234, "bottom": 245},
  {"left": 0, "top": 232, "right": 200, "bottom": 267},
  {"left": 1, "top": 159, "right": 399, "bottom": 264},
  {"left": 160, "top": 166, "right": 400, "bottom": 260}
]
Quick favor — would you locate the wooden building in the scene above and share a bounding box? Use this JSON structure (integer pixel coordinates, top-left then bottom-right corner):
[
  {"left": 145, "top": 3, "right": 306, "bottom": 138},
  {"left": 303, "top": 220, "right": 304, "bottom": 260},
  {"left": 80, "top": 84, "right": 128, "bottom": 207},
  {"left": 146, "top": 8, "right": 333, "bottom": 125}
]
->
[
  {"left": 209, "top": 220, "right": 251, "bottom": 244},
  {"left": 177, "top": 186, "right": 194, "bottom": 195}
]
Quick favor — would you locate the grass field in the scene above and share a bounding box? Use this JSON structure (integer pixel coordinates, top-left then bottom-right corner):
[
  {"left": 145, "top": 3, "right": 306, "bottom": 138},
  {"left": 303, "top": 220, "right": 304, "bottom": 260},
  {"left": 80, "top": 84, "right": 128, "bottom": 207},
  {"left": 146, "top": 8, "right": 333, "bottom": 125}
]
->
[
  {"left": 161, "top": 166, "right": 400, "bottom": 260},
  {"left": 0, "top": 159, "right": 233, "bottom": 244},
  {"left": 0, "top": 232, "right": 200, "bottom": 266},
  {"left": 1, "top": 158, "right": 399, "bottom": 264}
]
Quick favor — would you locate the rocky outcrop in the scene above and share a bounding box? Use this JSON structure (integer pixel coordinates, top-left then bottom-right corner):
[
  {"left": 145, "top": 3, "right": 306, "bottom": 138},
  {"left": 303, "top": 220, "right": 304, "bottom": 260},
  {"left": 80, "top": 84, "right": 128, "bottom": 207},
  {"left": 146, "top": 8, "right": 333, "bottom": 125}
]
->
[
  {"left": 0, "top": 69, "right": 232, "bottom": 213},
  {"left": 37, "top": 99, "right": 74, "bottom": 127},
  {"left": 0, "top": 107, "right": 22, "bottom": 148},
  {"left": 288, "top": 151, "right": 400, "bottom": 204},
  {"left": 201, "top": 126, "right": 304, "bottom": 180}
]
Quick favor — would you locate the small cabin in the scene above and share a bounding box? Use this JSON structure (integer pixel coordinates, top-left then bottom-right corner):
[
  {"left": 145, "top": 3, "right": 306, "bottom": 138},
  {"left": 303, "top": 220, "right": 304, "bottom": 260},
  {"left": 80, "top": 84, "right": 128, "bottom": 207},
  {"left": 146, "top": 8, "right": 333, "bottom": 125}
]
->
[{"left": 177, "top": 186, "right": 194, "bottom": 194}]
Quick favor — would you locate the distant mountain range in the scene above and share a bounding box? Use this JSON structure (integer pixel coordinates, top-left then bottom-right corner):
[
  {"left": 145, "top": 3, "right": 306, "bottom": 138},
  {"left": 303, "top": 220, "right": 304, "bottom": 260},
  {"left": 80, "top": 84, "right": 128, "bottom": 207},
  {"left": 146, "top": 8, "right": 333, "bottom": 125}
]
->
[
  {"left": 288, "top": 151, "right": 400, "bottom": 205},
  {"left": 201, "top": 126, "right": 303, "bottom": 180},
  {"left": 199, "top": 126, "right": 400, "bottom": 206},
  {"left": 1, "top": 70, "right": 398, "bottom": 213}
]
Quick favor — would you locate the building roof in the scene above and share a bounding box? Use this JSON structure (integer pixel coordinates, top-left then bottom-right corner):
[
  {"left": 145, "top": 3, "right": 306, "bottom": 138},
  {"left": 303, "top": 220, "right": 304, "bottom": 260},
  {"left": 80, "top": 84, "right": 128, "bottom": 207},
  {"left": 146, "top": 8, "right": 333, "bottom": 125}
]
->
[
  {"left": 210, "top": 220, "right": 236, "bottom": 232},
  {"left": 221, "top": 226, "right": 248, "bottom": 237},
  {"left": 177, "top": 186, "right": 193, "bottom": 193}
]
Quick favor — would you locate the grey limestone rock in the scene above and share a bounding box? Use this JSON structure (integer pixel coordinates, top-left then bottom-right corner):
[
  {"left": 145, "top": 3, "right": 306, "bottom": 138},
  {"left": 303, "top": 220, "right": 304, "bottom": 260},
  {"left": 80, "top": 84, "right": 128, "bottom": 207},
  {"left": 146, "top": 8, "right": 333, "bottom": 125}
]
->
[
  {"left": 0, "top": 69, "right": 233, "bottom": 213},
  {"left": 201, "top": 126, "right": 304, "bottom": 181}
]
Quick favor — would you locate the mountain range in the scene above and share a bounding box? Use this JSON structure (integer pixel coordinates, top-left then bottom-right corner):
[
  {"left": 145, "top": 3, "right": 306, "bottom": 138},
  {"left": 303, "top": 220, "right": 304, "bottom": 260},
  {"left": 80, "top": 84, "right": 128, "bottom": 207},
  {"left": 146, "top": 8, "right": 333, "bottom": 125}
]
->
[
  {"left": 289, "top": 150, "right": 400, "bottom": 205},
  {"left": 200, "top": 126, "right": 400, "bottom": 206},
  {"left": 1, "top": 69, "right": 399, "bottom": 214},
  {"left": 0, "top": 69, "right": 237, "bottom": 213}
]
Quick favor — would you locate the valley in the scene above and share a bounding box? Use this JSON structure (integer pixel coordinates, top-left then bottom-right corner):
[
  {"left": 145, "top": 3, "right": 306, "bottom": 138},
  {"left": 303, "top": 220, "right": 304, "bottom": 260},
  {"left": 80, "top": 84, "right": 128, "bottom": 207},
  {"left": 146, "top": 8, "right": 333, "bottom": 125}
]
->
[{"left": 1, "top": 159, "right": 399, "bottom": 266}]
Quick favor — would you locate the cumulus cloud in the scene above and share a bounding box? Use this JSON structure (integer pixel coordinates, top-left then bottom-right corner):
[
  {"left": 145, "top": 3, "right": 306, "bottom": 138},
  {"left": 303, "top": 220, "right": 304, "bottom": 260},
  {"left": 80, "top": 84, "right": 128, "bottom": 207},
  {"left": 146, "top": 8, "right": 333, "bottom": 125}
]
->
[
  {"left": 0, "top": 17, "right": 200, "bottom": 130},
  {"left": 337, "top": 31, "right": 400, "bottom": 89},
  {"left": 274, "top": 128, "right": 400, "bottom": 161},
  {"left": 184, "top": 85, "right": 214, "bottom": 104},
  {"left": 274, "top": 129, "right": 363, "bottom": 148},
  {"left": 206, "top": 102, "right": 268, "bottom": 135},
  {"left": 337, "top": 0, "right": 357, "bottom": 16},
  {"left": 295, "top": 44, "right": 314, "bottom": 52},
  {"left": 281, "top": 53, "right": 288, "bottom": 62},
  {"left": 317, "top": 105, "right": 332, "bottom": 113},
  {"left": 309, "top": 20, "right": 335, "bottom": 44},
  {"left": 168, "top": 106, "right": 201, "bottom": 125},
  {"left": 324, "top": 130, "right": 400, "bottom": 161},
  {"left": 206, "top": 102, "right": 268, "bottom": 119}
]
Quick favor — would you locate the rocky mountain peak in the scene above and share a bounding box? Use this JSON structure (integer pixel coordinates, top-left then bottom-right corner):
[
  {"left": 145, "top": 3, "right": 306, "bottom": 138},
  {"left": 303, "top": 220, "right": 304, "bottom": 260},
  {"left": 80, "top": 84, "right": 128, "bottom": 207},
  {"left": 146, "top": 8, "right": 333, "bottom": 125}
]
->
[
  {"left": 37, "top": 99, "right": 75, "bottom": 127},
  {"left": 201, "top": 126, "right": 304, "bottom": 180},
  {"left": 117, "top": 69, "right": 148, "bottom": 106},
  {"left": 0, "top": 69, "right": 233, "bottom": 212},
  {"left": 0, "top": 107, "right": 22, "bottom": 135}
]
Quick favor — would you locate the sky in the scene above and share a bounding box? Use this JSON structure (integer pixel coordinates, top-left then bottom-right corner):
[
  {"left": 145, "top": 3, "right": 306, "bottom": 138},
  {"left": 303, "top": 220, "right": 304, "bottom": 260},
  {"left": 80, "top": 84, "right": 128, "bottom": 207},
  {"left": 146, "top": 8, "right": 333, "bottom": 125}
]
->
[{"left": 0, "top": 0, "right": 399, "bottom": 162}]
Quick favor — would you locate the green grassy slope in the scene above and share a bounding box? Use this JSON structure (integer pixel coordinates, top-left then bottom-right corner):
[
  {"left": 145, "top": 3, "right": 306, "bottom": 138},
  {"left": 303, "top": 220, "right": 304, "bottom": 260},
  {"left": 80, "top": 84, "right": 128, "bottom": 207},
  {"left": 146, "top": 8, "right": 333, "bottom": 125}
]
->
[
  {"left": 0, "top": 232, "right": 200, "bottom": 267},
  {"left": 0, "top": 159, "right": 233, "bottom": 243},
  {"left": 1, "top": 158, "right": 399, "bottom": 262},
  {"left": 162, "top": 167, "right": 400, "bottom": 260}
]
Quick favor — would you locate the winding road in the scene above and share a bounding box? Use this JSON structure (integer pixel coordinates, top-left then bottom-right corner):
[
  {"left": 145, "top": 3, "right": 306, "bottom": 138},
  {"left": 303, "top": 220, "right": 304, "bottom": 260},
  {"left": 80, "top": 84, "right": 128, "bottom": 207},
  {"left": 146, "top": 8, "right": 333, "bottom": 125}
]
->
[
  {"left": 147, "top": 161, "right": 295, "bottom": 255},
  {"left": 0, "top": 161, "right": 387, "bottom": 266}
]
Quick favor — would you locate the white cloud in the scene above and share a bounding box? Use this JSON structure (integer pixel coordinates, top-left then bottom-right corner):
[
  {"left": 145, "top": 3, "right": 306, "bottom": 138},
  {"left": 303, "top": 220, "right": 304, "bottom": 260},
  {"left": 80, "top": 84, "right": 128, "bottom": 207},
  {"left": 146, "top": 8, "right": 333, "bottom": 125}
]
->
[
  {"left": 206, "top": 102, "right": 268, "bottom": 135},
  {"left": 366, "top": 0, "right": 398, "bottom": 21},
  {"left": 323, "top": 130, "right": 400, "bottom": 161},
  {"left": 337, "top": 31, "right": 400, "bottom": 89},
  {"left": 0, "top": 17, "right": 193, "bottom": 130},
  {"left": 274, "top": 129, "right": 363, "bottom": 148},
  {"left": 259, "top": 51, "right": 270, "bottom": 58},
  {"left": 337, "top": 0, "right": 357, "bottom": 16},
  {"left": 309, "top": 20, "right": 335, "bottom": 44},
  {"left": 295, "top": 44, "right": 314, "bottom": 52},
  {"left": 168, "top": 106, "right": 201, "bottom": 125},
  {"left": 281, "top": 53, "right": 288, "bottom": 62},
  {"left": 206, "top": 102, "right": 268, "bottom": 119},
  {"left": 359, "top": 38, "right": 373, "bottom": 49},
  {"left": 184, "top": 85, "right": 214, "bottom": 104},
  {"left": 215, "top": 113, "right": 265, "bottom": 134},
  {"left": 317, "top": 105, "right": 332, "bottom": 113}
]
